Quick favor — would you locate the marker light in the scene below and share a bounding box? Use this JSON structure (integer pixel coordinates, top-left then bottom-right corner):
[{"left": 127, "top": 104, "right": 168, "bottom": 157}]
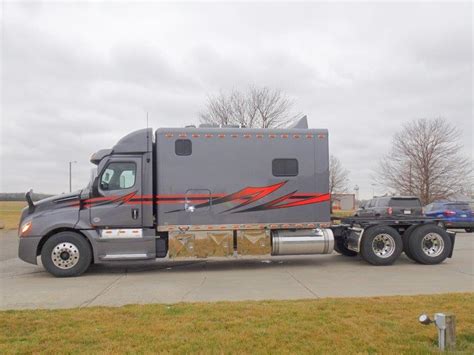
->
[{"left": 20, "top": 221, "right": 32, "bottom": 236}]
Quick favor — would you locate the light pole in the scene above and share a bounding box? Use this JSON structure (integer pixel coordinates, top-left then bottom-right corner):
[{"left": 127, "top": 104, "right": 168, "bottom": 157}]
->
[
  {"left": 69, "top": 161, "right": 77, "bottom": 192},
  {"left": 354, "top": 185, "right": 359, "bottom": 208}
]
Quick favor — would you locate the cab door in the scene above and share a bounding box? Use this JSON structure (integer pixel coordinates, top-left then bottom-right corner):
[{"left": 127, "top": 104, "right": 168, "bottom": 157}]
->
[{"left": 90, "top": 156, "right": 143, "bottom": 228}]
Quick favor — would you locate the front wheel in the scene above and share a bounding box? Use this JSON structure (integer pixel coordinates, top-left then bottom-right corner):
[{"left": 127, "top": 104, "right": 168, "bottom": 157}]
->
[
  {"left": 407, "top": 225, "right": 452, "bottom": 265},
  {"left": 41, "top": 231, "right": 92, "bottom": 277},
  {"left": 465, "top": 228, "right": 473, "bottom": 233},
  {"left": 360, "top": 226, "right": 403, "bottom": 266}
]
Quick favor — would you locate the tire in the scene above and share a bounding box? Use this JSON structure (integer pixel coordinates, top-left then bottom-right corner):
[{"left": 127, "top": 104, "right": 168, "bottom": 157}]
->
[
  {"left": 402, "top": 225, "right": 419, "bottom": 261},
  {"left": 360, "top": 226, "right": 403, "bottom": 266},
  {"left": 41, "top": 231, "right": 92, "bottom": 277},
  {"left": 334, "top": 237, "right": 357, "bottom": 257},
  {"left": 465, "top": 228, "right": 473, "bottom": 233},
  {"left": 407, "top": 224, "right": 452, "bottom": 265}
]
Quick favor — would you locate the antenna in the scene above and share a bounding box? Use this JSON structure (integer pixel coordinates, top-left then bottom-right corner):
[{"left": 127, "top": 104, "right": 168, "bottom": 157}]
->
[
  {"left": 146, "top": 111, "right": 151, "bottom": 162},
  {"left": 146, "top": 111, "right": 150, "bottom": 147}
]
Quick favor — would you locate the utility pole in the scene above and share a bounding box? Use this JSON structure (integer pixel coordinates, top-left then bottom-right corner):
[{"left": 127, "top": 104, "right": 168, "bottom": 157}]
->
[
  {"left": 69, "top": 161, "right": 77, "bottom": 192},
  {"left": 371, "top": 183, "right": 377, "bottom": 197},
  {"left": 354, "top": 185, "right": 359, "bottom": 208}
]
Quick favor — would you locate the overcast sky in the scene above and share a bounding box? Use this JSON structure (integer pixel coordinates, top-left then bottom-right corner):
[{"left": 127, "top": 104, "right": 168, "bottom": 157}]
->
[{"left": 1, "top": 1, "right": 472, "bottom": 199}]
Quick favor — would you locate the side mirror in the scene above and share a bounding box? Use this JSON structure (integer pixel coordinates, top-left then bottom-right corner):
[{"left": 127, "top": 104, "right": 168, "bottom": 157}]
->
[
  {"left": 100, "top": 181, "right": 109, "bottom": 191},
  {"left": 25, "top": 189, "right": 35, "bottom": 214}
]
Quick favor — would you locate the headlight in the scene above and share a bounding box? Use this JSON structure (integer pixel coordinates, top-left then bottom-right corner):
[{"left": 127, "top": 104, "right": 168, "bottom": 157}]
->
[{"left": 20, "top": 221, "right": 32, "bottom": 236}]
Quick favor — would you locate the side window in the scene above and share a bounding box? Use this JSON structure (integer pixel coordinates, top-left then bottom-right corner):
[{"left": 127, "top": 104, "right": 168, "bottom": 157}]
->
[
  {"left": 272, "top": 159, "right": 298, "bottom": 177},
  {"left": 368, "top": 199, "right": 375, "bottom": 208},
  {"left": 175, "top": 139, "right": 192, "bottom": 156},
  {"left": 100, "top": 162, "right": 136, "bottom": 191}
]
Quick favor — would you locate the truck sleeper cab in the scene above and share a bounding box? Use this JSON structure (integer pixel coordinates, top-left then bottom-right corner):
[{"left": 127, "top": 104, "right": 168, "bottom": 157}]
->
[{"left": 18, "top": 118, "right": 455, "bottom": 277}]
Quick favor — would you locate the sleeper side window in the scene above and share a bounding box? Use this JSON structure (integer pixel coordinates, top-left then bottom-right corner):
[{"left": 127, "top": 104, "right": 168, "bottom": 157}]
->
[
  {"left": 175, "top": 139, "right": 192, "bottom": 156},
  {"left": 272, "top": 159, "right": 298, "bottom": 177},
  {"left": 100, "top": 162, "right": 136, "bottom": 190}
]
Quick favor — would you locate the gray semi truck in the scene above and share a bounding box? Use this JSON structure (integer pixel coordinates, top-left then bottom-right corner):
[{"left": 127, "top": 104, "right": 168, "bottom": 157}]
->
[{"left": 18, "top": 118, "right": 455, "bottom": 277}]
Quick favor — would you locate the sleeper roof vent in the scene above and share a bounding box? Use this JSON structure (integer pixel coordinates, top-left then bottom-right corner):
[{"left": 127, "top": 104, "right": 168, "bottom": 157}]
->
[
  {"left": 288, "top": 116, "right": 308, "bottom": 129},
  {"left": 198, "top": 123, "right": 247, "bottom": 128}
]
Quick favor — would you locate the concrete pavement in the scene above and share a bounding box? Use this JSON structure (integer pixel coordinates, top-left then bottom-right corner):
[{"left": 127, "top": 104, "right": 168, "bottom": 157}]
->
[{"left": 1, "top": 230, "right": 473, "bottom": 310}]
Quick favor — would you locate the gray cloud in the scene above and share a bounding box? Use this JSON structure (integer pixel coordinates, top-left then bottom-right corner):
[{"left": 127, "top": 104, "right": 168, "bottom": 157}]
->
[{"left": 1, "top": 1, "right": 472, "bottom": 199}]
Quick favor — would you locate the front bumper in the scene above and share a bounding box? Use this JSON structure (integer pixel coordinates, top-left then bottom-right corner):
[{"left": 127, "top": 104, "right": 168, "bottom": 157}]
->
[{"left": 18, "top": 236, "right": 42, "bottom": 265}]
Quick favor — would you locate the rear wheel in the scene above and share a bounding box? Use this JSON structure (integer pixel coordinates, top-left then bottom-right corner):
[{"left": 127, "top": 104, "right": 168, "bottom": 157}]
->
[
  {"left": 41, "top": 231, "right": 92, "bottom": 277},
  {"left": 465, "top": 228, "right": 473, "bottom": 233},
  {"left": 334, "top": 237, "right": 357, "bottom": 257},
  {"left": 360, "top": 226, "right": 403, "bottom": 265},
  {"left": 407, "top": 224, "right": 452, "bottom": 265},
  {"left": 402, "top": 225, "right": 419, "bottom": 261}
]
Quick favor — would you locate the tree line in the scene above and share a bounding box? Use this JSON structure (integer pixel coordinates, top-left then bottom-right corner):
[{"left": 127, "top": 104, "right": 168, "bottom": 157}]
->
[
  {"left": 0, "top": 193, "right": 53, "bottom": 201},
  {"left": 3, "top": 87, "right": 470, "bottom": 206}
]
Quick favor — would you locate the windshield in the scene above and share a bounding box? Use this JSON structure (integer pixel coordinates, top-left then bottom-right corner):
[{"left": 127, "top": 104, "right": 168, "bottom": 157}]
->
[
  {"left": 388, "top": 198, "right": 421, "bottom": 207},
  {"left": 445, "top": 203, "right": 470, "bottom": 211}
]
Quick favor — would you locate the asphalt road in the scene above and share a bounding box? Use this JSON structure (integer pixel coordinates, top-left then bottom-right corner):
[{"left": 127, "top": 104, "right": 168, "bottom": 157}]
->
[{"left": 1, "top": 229, "right": 473, "bottom": 310}]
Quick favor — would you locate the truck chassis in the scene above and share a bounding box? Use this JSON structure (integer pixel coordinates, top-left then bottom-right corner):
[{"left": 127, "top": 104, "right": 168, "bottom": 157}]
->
[
  {"left": 17, "top": 124, "right": 456, "bottom": 276},
  {"left": 331, "top": 216, "right": 455, "bottom": 266}
]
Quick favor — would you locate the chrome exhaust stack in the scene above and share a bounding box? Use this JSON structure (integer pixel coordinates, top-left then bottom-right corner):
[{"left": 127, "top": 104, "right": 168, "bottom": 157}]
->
[{"left": 271, "top": 229, "right": 334, "bottom": 255}]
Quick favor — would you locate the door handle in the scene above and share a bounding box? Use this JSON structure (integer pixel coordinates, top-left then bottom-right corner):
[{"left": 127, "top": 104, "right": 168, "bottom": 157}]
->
[{"left": 132, "top": 208, "right": 139, "bottom": 220}]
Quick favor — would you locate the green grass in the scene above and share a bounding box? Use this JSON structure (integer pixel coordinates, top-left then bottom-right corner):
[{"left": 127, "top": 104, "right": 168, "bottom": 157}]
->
[
  {"left": 1, "top": 293, "right": 473, "bottom": 353},
  {"left": 0, "top": 201, "right": 25, "bottom": 229}
]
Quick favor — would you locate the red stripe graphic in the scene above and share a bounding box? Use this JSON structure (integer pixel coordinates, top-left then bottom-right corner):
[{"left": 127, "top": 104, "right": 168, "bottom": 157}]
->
[{"left": 70, "top": 183, "right": 329, "bottom": 212}]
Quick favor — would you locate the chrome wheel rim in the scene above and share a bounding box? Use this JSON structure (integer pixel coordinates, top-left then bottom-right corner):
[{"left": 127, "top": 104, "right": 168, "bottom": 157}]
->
[
  {"left": 372, "top": 234, "right": 396, "bottom": 258},
  {"left": 422, "top": 233, "right": 444, "bottom": 257},
  {"left": 51, "top": 242, "right": 80, "bottom": 269}
]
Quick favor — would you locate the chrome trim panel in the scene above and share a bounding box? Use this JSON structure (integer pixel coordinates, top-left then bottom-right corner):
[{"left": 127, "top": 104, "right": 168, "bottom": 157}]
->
[
  {"left": 100, "top": 253, "right": 149, "bottom": 260},
  {"left": 157, "top": 222, "right": 331, "bottom": 232},
  {"left": 100, "top": 229, "right": 143, "bottom": 239}
]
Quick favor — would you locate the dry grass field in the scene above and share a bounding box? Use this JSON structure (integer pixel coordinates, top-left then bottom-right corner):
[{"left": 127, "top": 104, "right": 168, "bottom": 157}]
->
[
  {"left": 331, "top": 210, "right": 354, "bottom": 218},
  {"left": 0, "top": 201, "right": 25, "bottom": 230},
  {"left": 0, "top": 293, "right": 473, "bottom": 353}
]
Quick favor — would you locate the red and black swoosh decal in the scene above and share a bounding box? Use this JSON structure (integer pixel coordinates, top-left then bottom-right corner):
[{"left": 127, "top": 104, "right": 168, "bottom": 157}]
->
[
  {"left": 72, "top": 182, "right": 330, "bottom": 212},
  {"left": 234, "top": 191, "right": 331, "bottom": 213},
  {"left": 164, "top": 181, "right": 329, "bottom": 213}
]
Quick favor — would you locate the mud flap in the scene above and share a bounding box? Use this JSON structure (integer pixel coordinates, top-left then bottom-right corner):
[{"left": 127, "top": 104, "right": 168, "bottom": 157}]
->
[{"left": 447, "top": 231, "right": 456, "bottom": 258}]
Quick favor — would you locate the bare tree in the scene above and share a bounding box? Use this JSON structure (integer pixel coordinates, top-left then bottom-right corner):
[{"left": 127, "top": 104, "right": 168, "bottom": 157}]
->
[
  {"left": 199, "top": 86, "right": 300, "bottom": 128},
  {"left": 329, "top": 155, "right": 350, "bottom": 194},
  {"left": 329, "top": 155, "right": 350, "bottom": 213},
  {"left": 376, "top": 118, "right": 471, "bottom": 205}
]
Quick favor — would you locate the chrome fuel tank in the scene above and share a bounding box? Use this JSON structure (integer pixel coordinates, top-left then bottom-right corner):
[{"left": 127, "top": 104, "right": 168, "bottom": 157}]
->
[{"left": 271, "top": 229, "right": 334, "bottom": 255}]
